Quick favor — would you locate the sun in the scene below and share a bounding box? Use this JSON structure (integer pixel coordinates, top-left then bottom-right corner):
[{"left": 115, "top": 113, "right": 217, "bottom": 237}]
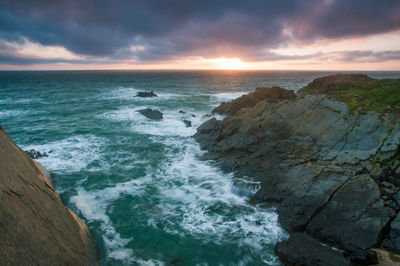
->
[{"left": 214, "top": 57, "right": 247, "bottom": 70}]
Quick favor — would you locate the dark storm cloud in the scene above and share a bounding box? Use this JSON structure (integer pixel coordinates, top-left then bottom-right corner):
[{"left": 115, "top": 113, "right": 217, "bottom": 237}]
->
[{"left": 0, "top": 0, "right": 399, "bottom": 63}]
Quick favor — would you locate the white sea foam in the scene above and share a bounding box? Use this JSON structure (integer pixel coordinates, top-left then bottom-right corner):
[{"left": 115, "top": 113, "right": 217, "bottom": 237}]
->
[
  {"left": 211, "top": 91, "right": 247, "bottom": 101},
  {"left": 50, "top": 86, "right": 284, "bottom": 264},
  {"left": 21, "top": 135, "right": 104, "bottom": 173},
  {"left": 71, "top": 176, "right": 151, "bottom": 262},
  {"left": 99, "top": 107, "right": 203, "bottom": 137},
  {"left": 148, "top": 141, "right": 286, "bottom": 264}
]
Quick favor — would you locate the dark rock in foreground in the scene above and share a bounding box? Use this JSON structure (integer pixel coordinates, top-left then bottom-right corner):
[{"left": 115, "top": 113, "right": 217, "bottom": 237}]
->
[
  {"left": 136, "top": 91, "right": 157, "bottom": 97},
  {"left": 138, "top": 108, "right": 163, "bottom": 120},
  {"left": 0, "top": 125, "right": 97, "bottom": 265},
  {"left": 195, "top": 74, "right": 400, "bottom": 265},
  {"left": 183, "top": 120, "right": 192, "bottom": 127},
  {"left": 275, "top": 233, "right": 351, "bottom": 266},
  {"left": 25, "top": 149, "right": 48, "bottom": 159}
]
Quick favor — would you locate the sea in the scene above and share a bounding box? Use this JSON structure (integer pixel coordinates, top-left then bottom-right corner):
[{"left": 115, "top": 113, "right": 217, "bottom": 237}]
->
[{"left": 1, "top": 70, "right": 399, "bottom": 265}]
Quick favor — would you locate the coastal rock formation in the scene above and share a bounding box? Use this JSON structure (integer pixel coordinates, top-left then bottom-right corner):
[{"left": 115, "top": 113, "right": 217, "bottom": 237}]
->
[
  {"left": 0, "top": 125, "right": 97, "bottom": 265},
  {"left": 136, "top": 91, "right": 157, "bottom": 97},
  {"left": 138, "top": 108, "right": 163, "bottom": 120},
  {"left": 25, "top": 149, "right": 49, "bottom": 159},
  {"left": 195, "top": 74, "right": 400, "bottom": 265}
]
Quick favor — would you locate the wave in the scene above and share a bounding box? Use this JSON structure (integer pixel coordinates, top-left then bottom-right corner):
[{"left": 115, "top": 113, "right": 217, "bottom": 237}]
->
[{"left": 21, "top": 135, "right": 105, "bottom": 173}]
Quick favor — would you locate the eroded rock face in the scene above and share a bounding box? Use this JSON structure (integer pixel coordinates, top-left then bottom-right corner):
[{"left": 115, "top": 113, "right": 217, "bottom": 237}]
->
[
  {"left": 0, "top": 125, "right": 97, "bottom": 265},
  {"left": 194, "top": 74, "right": 400, "bottom": 264},
  {"left": 307, "top": 174, "right": 391, "bottom": 250}
]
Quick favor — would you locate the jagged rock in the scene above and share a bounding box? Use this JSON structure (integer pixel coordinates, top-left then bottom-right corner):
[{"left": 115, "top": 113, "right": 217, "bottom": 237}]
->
[
  {"left": 137, "top": 109, "right": 163, "bottom": 120},
  {"left": 275, "top": 233, "right": 350, "bottom": 266},
  {"left": 194, "top": 74, "right": 400, "bottom": 264},
  {"left": 213, "top": 86, "right": 295, "bottom": 116},
  {"left": 0, "top": 125, "right": 97, "bottom": 265},
  {"left": 136, "top": 91, "right": 157, "bottom": 97},
  {"left": 25, "top": 149, "right": 49, "bottom": 159},
  {"left": 183, "top": 120, "right": 192, "bottom": 127}
]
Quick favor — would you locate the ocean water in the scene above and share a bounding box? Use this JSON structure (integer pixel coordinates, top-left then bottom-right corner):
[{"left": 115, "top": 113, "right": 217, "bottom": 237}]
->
[{"left": 1, "top": 70, "right": 399, "bottom": 265}]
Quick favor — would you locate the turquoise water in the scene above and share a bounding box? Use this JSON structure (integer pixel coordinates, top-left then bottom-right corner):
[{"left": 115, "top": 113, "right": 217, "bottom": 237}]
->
[{"left": 1, "top": 70, "right": 399, "bottom": 265}]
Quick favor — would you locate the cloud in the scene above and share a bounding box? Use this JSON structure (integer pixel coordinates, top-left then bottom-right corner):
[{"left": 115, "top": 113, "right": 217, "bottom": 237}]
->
[{"left": 0, "top": 0, "right": 399, "bottom": 64}]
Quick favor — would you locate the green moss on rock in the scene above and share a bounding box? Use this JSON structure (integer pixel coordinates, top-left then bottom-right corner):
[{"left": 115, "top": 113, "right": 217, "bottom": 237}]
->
[{"left": 299, "top": 74, "right": 400, "bottom": 114}]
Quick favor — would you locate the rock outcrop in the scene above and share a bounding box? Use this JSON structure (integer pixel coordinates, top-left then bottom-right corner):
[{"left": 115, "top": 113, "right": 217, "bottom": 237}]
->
[
  {"left": 25, "top": 149, "right": 49, "bottom": 159},
  {"left": 0, "top": 125, "right": 97, "bottom": 265},
  {"left": 194, "top": 75, "right": 400, "bottom": 265},
  {"left": 136, "top": 91, "right": 157, "bottom": 97},
  {"left": 138, "top": 108, "right": 163, "bottom": 120}
]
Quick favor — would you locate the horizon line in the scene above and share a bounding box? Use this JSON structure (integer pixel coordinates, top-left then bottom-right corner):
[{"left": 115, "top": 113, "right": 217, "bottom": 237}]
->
[{"left": 1, "top": 68, "right": 400, "bottom": 72}]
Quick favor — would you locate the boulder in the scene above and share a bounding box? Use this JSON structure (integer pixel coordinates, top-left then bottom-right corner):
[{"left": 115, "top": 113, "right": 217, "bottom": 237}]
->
[
  {"left": 136, "top": 91, "right": 157, "bottom": 97},
  {"left": 138, "top": 109, "right": 163, "bottom": 120},
  {"left": 274, "top": 233, "right": 350, "bottom": 266}
]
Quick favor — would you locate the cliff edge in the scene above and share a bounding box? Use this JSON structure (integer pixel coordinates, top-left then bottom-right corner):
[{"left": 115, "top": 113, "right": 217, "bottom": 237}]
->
[
  {"left": 195, "top": 74, "right": 400, "bottom": 265},
  {"left": 0, "top": 125, "right": 97, "bottom": 265}
]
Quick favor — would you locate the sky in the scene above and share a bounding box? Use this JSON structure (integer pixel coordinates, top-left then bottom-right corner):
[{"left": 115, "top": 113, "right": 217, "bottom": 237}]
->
[{"left": 0, "top": 0, "right": 400, "bottom": 70}]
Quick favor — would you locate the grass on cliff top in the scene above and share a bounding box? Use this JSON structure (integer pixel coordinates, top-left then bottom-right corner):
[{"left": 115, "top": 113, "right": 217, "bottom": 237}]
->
[{"left": 300, "top": 74, "right": 400, "bottom": 115}]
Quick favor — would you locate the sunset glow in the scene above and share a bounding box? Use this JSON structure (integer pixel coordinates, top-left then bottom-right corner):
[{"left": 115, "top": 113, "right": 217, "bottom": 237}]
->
[{"left": 0, "top": 1, "right": 399, "bottom": 70}]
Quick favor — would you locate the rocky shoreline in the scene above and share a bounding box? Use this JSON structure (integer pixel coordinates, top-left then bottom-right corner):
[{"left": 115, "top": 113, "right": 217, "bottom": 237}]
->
[
  {"left": 0, "top": 125, "right": 98, "bottom": 265},
  {"left": 195, "top": 74, "right": 400, "bottom": 265}
]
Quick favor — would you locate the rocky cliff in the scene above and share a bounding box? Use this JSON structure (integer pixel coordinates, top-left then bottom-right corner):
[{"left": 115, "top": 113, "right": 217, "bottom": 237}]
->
[
  {"left": 0, "top": 125, "right": 97, "bottom": 265},
  {"left": 195, "top": 74, "right": 400, "bottom": 265}
]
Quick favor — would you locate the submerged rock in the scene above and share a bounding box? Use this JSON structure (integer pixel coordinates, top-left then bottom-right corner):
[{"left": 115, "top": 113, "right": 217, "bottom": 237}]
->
[
  {"left": 183, "top": 120, "right": 192, "bottom": 127},
  {"left": 0, "top": 125, "right": 97, "bottom": 265},
  {"left": 136, "top": 91, "right": 157, "bottom": 97},
  {"left": 25, "top": 149, "right": 49, "bottom": 159},
  {"left": 138, "top": 108, "right": 163, "bottom": 120}
]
